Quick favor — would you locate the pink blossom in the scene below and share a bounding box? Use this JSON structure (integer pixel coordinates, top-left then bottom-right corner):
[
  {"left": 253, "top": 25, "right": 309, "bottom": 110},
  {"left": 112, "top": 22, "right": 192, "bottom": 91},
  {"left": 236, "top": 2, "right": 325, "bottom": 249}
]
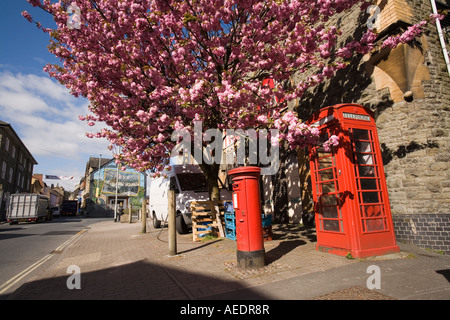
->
[
  {"left": 27, "top": 0, "right": 41, "bottom": 7},
  {"left": 21, "top": 11, "right": 33, "bottom": 23},
  {"left": 323, "top": 135, "right": 340, "bottom": 151},
  {"left": 257, "top": 115, "right": 268, "bottom": 124},
  {"left": 26, "top": 0, "right": 430, "bottom": 177}
]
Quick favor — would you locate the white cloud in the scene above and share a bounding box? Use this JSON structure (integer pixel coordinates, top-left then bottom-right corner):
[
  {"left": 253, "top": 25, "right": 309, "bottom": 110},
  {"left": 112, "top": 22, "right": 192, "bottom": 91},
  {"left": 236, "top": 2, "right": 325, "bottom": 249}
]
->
[
  {"left": 0, "top": 70, "right": 113, "bottom": 191},
  {"left": 0, "top": 70, "right": 111, "bottom": 159}
]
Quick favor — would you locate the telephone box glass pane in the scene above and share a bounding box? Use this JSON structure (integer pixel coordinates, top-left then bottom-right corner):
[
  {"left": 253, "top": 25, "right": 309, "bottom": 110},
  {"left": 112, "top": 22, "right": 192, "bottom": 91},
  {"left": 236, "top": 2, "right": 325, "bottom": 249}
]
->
[
  {"left": 353, "top": 129, "right": 370, "bottom": 140},
  {"left": 355, "top": 141, "right": 371, "bottom": 153},
  {"left": 322, "top": 194, "right": 338, "bottom": 205},
  {"left": 361, "top": 191, "right": 379, "bottom": 203},
  {"left": 366, "top": 219, "right": 384, "bottom": 231},
  {"left": 360, "top": 179, "right": 377, "bottom": 190},
  {"left": 318, "top": 156, "right": 333, "bottom": 169},
  {"left": 322, "top": 206, "right": 338, "bottom": 218},
  {"left": 357, "top": 154, "right": 373, "bottom": 165},
  {"left": 358, "top": 165, "right": 375, "bottom": 177},
  {"left": 321, "top": 182, "right": 336, "bottom": 193},
  {"left": 318, "top": 169, "right": 334, "bottom": 181},
  {"left": 323, "top": 220, "right": 340, "bottom": 232}
]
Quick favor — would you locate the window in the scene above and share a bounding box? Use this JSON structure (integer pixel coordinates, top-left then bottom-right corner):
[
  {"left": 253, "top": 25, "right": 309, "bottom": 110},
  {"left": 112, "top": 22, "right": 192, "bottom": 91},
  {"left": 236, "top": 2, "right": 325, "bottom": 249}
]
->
[
  {"left": 5, "top": 137, "right": 10, "bottom": 152},
  {"left": 8, "top": 167, "right": 13, "bottom": 183},
  {"left": 1, "top": 161, "right": 6, "bottom": 180}
]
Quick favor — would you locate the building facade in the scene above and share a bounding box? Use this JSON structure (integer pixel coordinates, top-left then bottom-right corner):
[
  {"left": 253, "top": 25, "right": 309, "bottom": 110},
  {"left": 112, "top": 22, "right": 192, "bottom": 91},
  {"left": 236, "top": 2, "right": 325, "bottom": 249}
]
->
[
  {"left": 295, "top": 0, "right": 450, "bottom": 253},
  {"left": 81, "top": 158, "right": 146, "bottom": 218},
  {"left": 0, "top": 121, "right": 37, "bottom": 221}
]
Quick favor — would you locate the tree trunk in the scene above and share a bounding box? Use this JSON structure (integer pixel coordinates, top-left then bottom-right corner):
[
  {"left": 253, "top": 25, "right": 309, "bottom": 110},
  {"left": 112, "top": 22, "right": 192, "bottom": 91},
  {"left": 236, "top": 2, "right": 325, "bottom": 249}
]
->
[
  {"left": 272, "top": 142, "right": 290, "bottom": 223},
  {"left": 199, "top": 163, "right": 221, "bottom": 201}
]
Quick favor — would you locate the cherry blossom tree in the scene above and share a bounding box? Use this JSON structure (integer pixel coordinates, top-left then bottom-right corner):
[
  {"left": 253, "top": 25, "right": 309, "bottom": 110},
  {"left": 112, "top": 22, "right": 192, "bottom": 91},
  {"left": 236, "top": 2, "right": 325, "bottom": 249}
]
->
[{"left": 23, "top": 0, "right": 435, "bottom": 200}]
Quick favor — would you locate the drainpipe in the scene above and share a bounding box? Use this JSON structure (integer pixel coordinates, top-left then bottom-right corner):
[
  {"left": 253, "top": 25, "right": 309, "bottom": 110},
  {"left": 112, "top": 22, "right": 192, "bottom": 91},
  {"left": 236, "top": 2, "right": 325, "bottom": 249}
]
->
[{"left": 430, "top": 0, "right": 450, "bottom": 77}]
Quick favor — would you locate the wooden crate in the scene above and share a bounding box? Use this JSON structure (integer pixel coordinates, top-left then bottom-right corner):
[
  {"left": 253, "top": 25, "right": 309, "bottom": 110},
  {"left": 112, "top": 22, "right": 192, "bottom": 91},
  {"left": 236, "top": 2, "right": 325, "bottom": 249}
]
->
[
  {"left": 190, "top": 200, "right": 227, "bottom": 242},
  {"left": 263, "top": 226, "right": 273, "bottom": 241}
]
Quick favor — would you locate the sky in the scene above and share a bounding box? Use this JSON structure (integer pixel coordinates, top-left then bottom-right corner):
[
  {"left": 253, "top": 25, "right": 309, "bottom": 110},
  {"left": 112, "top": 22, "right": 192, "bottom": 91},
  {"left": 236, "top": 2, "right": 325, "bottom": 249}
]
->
[{"left": 0, "top": 0, "right": 113, "bottom": 191}]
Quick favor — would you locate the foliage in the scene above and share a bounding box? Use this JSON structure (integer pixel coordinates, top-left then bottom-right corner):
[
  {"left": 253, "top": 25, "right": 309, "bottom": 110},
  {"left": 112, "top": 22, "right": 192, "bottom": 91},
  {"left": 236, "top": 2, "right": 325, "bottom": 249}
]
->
[{"left": 23, "top": 0, "right": 437, "bottom": 196}]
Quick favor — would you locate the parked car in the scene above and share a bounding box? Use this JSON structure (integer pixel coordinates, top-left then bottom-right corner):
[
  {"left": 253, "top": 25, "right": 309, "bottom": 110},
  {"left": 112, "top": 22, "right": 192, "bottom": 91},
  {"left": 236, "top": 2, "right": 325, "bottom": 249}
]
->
[{"left": 49, "top": 206, "right": 61, "bottom": 218}]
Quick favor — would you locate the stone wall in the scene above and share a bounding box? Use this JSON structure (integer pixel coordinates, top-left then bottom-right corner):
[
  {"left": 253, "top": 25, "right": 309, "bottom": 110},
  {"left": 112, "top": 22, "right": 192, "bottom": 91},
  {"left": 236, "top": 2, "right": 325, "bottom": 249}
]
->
[{"left": 295, "top": 0, "right": 450, "bottom": 253}]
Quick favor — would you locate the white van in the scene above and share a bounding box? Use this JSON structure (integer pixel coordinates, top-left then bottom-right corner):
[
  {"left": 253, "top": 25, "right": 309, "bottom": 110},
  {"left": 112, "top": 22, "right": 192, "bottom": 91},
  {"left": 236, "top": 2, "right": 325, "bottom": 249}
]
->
[{"left": 149, "top": 164, "right": 232, "bottom": 234}]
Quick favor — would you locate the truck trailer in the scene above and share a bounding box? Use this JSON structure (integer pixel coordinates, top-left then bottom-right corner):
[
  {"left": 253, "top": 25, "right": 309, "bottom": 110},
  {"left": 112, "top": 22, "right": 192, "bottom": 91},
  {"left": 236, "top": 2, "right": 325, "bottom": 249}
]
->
[
  {"left": 7, "top": 193, "right": 50, "bottom": 224},
  {"left": 61, "top": 200, "right": 78, "bottom": 216}
]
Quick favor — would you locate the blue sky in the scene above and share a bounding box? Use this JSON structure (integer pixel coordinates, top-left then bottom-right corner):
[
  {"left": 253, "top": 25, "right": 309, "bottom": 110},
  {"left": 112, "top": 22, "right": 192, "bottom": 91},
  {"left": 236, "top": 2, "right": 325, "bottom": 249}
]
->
[{"left": 0, "top": 0, "right": 113, "bottom": 191}]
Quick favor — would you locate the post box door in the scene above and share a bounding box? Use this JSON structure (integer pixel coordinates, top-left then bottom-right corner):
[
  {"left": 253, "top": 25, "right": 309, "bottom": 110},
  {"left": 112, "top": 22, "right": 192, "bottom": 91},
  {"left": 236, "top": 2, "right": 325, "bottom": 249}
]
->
[
  {"left": 311, "top": 129, "right": 350, "bottom": 249},
  {"left": 232, "top": 179, "right": 250, "bottom": 251}
]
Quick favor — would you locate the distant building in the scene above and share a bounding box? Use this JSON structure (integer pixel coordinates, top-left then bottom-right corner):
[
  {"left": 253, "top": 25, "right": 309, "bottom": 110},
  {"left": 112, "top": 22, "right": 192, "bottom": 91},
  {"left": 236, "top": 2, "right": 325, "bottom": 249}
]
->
[
  {"left": 30, "top": 174, "right": 46, "bottom": 194},
  {"left": 79, "top": 156, "right": 112, "bottom": 211},
  {"left": 0, "top": 121, "right": 38, "bottom": 221},
  {"left": 80, "top": 157, "right": 146, "bottom": 218}
]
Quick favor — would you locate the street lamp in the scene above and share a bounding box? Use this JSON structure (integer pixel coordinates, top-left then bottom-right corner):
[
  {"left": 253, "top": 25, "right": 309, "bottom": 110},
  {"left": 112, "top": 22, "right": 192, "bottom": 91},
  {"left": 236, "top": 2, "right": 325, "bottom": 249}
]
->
[
  {"left": 96, "top": 153, "right": 102, "bottom": 203},
  {"left": 114, "top": 161, "right": 119, "bottom": 222}
]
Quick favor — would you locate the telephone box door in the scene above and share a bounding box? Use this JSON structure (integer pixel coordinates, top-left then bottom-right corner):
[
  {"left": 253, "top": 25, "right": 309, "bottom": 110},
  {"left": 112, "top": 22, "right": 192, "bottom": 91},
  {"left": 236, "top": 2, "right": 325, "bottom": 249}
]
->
[
  {"left": 310, "top": 126, "right": 353, "bottom": 255},
  {"left": 347, "top": 126, "right": 398, "bottom": 254}
]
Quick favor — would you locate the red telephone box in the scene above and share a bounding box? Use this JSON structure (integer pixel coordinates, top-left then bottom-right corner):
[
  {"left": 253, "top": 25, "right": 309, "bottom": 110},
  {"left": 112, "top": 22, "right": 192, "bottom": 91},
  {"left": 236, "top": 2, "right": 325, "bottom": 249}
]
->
[
  {"left": 229, "top": 166, "right": 265, "bottom": 268},
  {"left": 307, "top": 104, "right": 399, "bottom": 258}
]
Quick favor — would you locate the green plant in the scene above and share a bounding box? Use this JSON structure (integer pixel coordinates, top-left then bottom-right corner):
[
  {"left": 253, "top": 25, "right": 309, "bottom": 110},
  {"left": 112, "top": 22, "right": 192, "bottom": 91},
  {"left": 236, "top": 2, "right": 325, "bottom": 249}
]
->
[
  {"left": 345, "top": 252, "right": 355, "bottom": 260},
  {"left": 201, "top": 234, "right": 218, "bottom": 242}
]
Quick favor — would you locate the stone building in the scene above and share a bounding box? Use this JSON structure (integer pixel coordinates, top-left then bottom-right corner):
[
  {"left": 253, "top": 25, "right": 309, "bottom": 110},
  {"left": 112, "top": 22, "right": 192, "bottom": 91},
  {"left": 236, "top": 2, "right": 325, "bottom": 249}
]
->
[
  {"left": 295, "top": 0, "right": 450, "bottom": 254},
  {"left": 0, "top": 121, "right": 37, "bottom": 221}
]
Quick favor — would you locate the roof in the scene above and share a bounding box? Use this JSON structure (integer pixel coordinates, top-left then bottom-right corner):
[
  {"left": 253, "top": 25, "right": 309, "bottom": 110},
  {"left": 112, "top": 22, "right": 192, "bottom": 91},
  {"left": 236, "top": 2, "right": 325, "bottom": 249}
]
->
[
  {"left": 85, "top": 157, "right": 113, "bottom": 176},
  {"left": 0, "top": 120, "right": 38, "bottom": 165}
]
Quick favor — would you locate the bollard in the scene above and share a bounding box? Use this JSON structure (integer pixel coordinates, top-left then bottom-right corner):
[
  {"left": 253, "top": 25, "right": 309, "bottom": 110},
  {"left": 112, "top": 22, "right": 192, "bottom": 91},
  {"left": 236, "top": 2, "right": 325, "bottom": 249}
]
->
[{"left": 168, "top": 189, "right": 177, "bottom": 256}]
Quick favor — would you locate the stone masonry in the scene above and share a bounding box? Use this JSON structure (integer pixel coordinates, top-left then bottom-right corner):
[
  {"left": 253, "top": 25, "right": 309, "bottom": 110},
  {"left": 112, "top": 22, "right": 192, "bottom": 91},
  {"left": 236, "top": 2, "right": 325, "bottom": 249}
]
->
[{"left": 294, "top": 0, "right": 450, "bottom": 254}]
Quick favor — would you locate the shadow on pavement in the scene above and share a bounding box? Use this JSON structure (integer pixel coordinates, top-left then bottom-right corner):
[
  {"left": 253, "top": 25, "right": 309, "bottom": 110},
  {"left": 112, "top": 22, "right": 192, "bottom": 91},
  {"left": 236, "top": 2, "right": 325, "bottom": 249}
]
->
[
  {"left": 3, "top": 259, "right": 271, "bottom": 300},
  {"left": 265, "top": 239, "right": 306, "bottom": 264}
]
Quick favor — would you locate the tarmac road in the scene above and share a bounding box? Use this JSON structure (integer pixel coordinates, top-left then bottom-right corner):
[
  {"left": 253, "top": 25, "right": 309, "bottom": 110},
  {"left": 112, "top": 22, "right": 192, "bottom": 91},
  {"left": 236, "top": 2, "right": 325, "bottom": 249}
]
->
[
  {"left": 1, "top": 219, "right": 449, "bottom": 304},
  {"left": 0, "top": 216, "right": 108, "bottom": 296}
]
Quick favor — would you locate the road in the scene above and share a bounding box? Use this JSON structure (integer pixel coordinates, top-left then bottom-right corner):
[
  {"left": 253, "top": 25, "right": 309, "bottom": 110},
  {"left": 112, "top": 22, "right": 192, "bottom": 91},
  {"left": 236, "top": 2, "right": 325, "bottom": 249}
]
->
[{"left": 0, "top": 216, "right": 109, "bottom": 297}]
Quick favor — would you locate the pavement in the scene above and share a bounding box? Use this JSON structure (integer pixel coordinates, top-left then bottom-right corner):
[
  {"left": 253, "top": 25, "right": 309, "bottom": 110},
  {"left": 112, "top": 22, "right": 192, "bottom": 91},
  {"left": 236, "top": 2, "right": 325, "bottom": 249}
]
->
[{"left": 2, "top": 217, "right": 450, "bottom": 305}]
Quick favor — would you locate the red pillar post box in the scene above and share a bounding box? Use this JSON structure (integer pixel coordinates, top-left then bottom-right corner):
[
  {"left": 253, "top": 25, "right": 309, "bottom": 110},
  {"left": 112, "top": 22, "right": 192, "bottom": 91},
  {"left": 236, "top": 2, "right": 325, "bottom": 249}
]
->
[
  {"left": 307, "top": 104, "right": 399, "bottom": 258},
  {"left": 228, "top": 166, "right": 265, "bottom": 268}
]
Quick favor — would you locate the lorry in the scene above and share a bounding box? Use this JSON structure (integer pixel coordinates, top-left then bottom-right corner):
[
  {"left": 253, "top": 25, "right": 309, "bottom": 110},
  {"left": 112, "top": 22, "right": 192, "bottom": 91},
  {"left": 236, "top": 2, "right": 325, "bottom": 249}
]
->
[
  {"left": 61, "top": 200, "right": 78, "bottom": 216},
  {"left": 7, "top": 193, "right": 51, "bottom": 225},
  {"left": 149, "top": 164, "right": 232, "bottom": 234}
]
